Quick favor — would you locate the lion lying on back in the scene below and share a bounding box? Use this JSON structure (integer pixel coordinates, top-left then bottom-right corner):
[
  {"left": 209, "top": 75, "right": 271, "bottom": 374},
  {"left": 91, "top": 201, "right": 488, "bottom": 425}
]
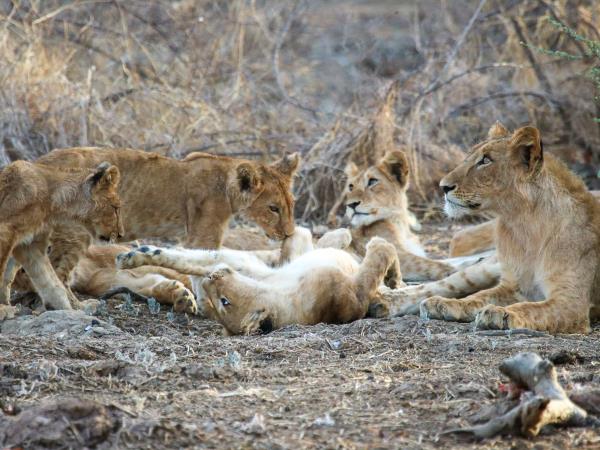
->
[
  {"left": 419, "top": 122, "right": 600, "bottom": 333},
  {"left": 115, "top": 228, "right": 400, "bottom": 335}
]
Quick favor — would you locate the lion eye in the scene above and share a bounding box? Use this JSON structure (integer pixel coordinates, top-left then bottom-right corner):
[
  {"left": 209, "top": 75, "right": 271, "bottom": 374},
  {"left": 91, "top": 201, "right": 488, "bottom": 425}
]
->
[
  {"left": 348, "top": 183, "right": 354, "bottom": 192},
  {"left": 220, "top": 297, "right": 231, "bottom": 307},
  {"left": 477, "top": 155, "right": 492, "bottom": 166},
  {"left": 269, "top": 205, "right": 280, "bottom": 213},
  {"left": 367, "top": 178, "right": 379, "bottom": 187}
]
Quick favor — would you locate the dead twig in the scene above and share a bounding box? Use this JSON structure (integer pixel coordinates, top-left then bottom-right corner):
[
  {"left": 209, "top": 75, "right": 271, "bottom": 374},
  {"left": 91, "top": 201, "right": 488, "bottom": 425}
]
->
[{"left": 444, "top": 352, "right": 595, "bottom": 439}]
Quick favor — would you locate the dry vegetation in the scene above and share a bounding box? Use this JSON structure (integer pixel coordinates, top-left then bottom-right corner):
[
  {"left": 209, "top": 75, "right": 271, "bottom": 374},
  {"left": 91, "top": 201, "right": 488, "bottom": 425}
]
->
[
  {"left": 1, "top": 0, "right": 599, "bottom": 221},
  {"left": 1, "top": 1, "right": 600, "bottom": 448}
]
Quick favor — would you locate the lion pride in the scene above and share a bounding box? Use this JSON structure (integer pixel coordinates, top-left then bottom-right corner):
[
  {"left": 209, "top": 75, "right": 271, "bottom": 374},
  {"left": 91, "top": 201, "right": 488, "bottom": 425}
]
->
[{"left": 12, "top": 148, "right": 299, "bottom": 293}]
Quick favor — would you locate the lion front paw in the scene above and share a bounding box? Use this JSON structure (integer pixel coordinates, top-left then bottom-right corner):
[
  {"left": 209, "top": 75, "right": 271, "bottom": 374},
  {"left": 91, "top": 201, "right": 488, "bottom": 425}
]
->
[
  {"left": 420, "top": 296, "right": 474, "bottom": 322},
  {"left": 475, "top": 305, "right": 521, "bottom": 330},
  {"left": 316, "top": 228, "right": 352, "bottom": 250},
  {"left": 116, "top": 245, "right": 162, "bottom": 269},
  {"left": 159, "top": 280, "right": 197, "bottom": 315}
]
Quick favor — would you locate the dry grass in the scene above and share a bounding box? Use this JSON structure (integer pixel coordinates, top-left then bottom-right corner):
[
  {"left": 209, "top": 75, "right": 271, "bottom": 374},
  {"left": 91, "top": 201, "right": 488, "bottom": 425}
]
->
[{"left": 0, "top": 0, "right": 599, "bottom": 223}]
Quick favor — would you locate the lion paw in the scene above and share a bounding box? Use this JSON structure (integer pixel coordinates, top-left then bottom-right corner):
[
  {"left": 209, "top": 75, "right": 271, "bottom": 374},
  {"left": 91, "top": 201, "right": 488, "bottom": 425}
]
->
[
  {"left": 475, "top": 305, "right": 520, "bottom": 330},
  {"left": 116, "top": 245, "right": 162, "bottom": 269},
  {"left": 316, "top": 228, "right": 352, "bottom": 250},
  {"left": 420, "top": 296, "right": 472, "bottom": 322},
  {"left": 161, "top": 281, "right": 197, "bottom": 315},
  {"left": 365, "top": 236, "right": 390, "bottom": 251}
]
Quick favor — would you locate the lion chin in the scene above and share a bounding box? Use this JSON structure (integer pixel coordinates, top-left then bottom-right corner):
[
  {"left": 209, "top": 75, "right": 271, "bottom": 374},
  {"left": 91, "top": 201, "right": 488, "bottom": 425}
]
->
[{"left": 443, "top": 199, "right": 473, "bottom": 219}]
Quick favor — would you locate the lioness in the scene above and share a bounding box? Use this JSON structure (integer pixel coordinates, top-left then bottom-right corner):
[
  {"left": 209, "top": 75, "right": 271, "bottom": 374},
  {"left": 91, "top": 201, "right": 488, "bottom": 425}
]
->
[
  {"left": 420, "top": 122, "right": 600, "bottom": 333},
  {"left": 0, "top": 161, "right": 122, "bottom": 311},
  {"left": 16, "top": 148, "right": 298, "bottom": 290},
  {"left": 343, "top": 150, "right": 477, "bottom": 281},
  {"left": 115, "top": 231, "right": 400, "bottom": 335}
]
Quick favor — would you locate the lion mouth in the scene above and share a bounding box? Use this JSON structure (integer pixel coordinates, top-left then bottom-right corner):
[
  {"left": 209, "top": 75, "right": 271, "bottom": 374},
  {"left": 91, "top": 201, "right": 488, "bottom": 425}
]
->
[{"left": 445, "top": 197, "right": 481, "bottom": 210}]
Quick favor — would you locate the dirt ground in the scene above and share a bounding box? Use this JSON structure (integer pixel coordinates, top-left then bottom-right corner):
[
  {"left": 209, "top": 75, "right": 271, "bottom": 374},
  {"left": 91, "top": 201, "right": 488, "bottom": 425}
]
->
[{"left": 1, "top": 222, "right": 599, "bottom": 449}]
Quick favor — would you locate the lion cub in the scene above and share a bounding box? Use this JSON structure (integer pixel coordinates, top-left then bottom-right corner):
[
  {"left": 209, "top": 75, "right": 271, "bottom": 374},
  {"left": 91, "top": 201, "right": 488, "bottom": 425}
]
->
[
  {"left": 421, "top": 123, "right": 600, "bottom": 334},
  {"left": 0, "top": 161, "right": 122, "bottom": 311},
  {"left": 116, "top": 230, "right": 400, "bottom": 335}
]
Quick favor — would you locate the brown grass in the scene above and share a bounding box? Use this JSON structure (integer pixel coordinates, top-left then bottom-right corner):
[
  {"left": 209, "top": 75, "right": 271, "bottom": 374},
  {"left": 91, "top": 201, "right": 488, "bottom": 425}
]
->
[{"left": 0, "top": 0, "right": 599, "bottom": 222}]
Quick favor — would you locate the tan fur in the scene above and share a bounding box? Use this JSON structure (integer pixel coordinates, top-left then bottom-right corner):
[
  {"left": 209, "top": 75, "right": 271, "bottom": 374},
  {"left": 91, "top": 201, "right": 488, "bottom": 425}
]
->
[
  {"left": 0, "top": 161, "right": 122, "bottom": 310},
  {"left": 69, "top": 245, "right": 197, "bottom": 314},
  {"left": 450, "top": 193, "right": 600, "bottom": 257},
  {"left": 115, "top": 230, "right": 401, "bottom": 334},
  {"left": 420, "top": 123, "right": 600, "bottom": 334},
  {"left": 54, "top": 227, "right": 349, "bottom": 316},
  {"left": 343, "top": 150, "right": 456, "bottom": 281},
  {"left": 21, "top": 147, "right": 298, "bottom": 289},
  {"left": 372, "top": 256, "right": 501, "bottom": 318},
  {"left": 449, "top": 220, "right": 497, "bottom": 257}
]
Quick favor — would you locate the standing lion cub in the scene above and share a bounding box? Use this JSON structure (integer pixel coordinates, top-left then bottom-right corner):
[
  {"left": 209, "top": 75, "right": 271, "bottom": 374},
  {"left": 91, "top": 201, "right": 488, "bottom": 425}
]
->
[
  {"left": 0, "top": 161, "right": 122, "bottom": 311},
  {"left": 420, "top": 123, "right": 600, "bottom": 334}
]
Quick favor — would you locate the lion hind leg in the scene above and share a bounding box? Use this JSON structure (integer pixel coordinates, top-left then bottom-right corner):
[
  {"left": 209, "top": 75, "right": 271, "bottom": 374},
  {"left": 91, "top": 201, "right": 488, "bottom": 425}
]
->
[
  {"left": 387, "top": 257, "right": 501, "bottom": 317},
  {"left": 396, "top": 248, "right": 454, "bottom": 282},
  {"left": 97, "top": 268, "right": 198, "bottom": 315},
  {"left": 353, "top": 237, "right": 402, "bottom": 305},
  {"left": 449, "top": 220, "right": 496, "bottom": 257}
]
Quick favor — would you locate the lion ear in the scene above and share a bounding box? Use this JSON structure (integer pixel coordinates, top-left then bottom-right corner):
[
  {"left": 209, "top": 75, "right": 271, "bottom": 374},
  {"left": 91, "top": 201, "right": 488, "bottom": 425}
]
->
[
  {"left": 487, "top": 121, "right": 510, "bottom": 139},
  {"left": 271, "top": 153, "right": 300, "bottom": 177},
  {"left": 344, "top": 162, "right": 359, "bottom": 178},
  {"left": 88, "top": 162, "right": 120, "bottom": 191},
  {"left": 509, "top": 126, "right": 544, "bottom": 174},
  {"left": 380, "top": 150, "right": 409, "bottom": 187},
  {"left": 236, "top": 163, "right": 262, "bottom": 192}
]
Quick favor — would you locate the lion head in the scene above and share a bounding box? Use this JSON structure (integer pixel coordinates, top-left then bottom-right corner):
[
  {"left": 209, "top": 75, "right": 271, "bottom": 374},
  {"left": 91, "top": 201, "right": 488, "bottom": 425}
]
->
[
  {"left": 343, "top": 150, "right": 410, "bottom": 228},
  {"left": 201, "top": 265, "right": 272, "bottom": 335},
  {"left": 440, "top": 122, "right": 546, "bottom": 218},
  {"left": 80, "top": 162, "right": 124, "bottom": 242},
  {"left": 232, "top": 153, "right": 299, "bottom": 241}
]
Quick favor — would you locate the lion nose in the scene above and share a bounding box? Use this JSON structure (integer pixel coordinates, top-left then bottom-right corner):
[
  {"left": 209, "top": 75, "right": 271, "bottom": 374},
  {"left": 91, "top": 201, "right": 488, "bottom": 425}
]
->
[
  {"left": 347, "top": 201, "right": 361, "bottom": 210},
  {"left": 441, "top": 184, "right": 456, "bottom": 194}
]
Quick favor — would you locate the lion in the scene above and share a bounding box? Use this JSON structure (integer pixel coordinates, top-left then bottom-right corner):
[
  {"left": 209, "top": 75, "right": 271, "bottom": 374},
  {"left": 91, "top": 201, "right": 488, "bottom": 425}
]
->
[
  {"left": 450, "top": 192, "right": 600, "bottom": 257},
  {"left": 12, "top": 148, "right": 299, "bottom": 293},
  {"left": 0, "top": 161, "right": 122, "bottom": 312},
  {"left": 418, "top": 122, "right": 600, "bottom": 333},
  {"left": 343, "top": 150, "right": 480, "bottom": 281},
  {"left": 115, "top": 228, "right": 400, "bottom": 334},
  {"left": 50, "top": 226, "right": 354, "bottom": 317}
]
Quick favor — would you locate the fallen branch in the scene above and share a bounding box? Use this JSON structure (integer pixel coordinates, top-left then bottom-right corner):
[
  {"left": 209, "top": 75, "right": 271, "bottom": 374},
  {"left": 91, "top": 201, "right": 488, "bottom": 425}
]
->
[
  {"left": 444, "top": 352, "right": 596, "bottom": 439},
  {"left": 475, "top": 329, "right": 549, "bottom": 338}
]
